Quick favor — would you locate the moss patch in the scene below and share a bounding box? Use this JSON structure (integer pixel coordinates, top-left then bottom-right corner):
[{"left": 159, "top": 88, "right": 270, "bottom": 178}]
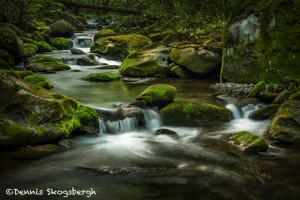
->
[
  {"left": 50, "top": 37, "right": 72, "bottom": 50},
  {"left": 23, "top": 75, "right": 53, "bottom": 90},
  {"left": 84, "top": 72, "right": 121, "bottom": 82}
]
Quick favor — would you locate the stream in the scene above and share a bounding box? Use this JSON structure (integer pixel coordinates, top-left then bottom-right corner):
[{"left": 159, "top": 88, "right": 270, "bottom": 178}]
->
[{"left": 1, "top": 31, "right": 300, "bottom": 200}]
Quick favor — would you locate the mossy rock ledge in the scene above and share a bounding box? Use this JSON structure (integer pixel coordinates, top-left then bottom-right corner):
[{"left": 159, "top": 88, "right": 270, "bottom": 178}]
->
[
  {"left": 265, "top": 100, "right": 300, "bottom": 146},
  {"left": 90, "top": 34, "right": 152, "bottom": 61},
  {"left": 26, "top": 55, "right": 70, "bottom": 73},
  {"left": 135, "top": 84, "right": 177, "bottom": 108},
  {"left": 223, "top": 131, "right": 269, "bottom": 153},
  {"left": 160, "top": 101, "right": 232, "bottom": 126},
  {"left": 120, "top": 43, "right": 170, "bottom": 77},
  {"left": 0, "top": 71, "right": 99, "bottom": 147}
]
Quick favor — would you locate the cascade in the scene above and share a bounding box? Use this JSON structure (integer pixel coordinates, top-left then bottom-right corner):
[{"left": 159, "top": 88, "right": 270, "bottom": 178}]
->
[
  {"left": 106, "top": 117, "right": 137, "bottom": 133},
  {"left": 72, "top": 37, "right": 93, "bottom": 48}
]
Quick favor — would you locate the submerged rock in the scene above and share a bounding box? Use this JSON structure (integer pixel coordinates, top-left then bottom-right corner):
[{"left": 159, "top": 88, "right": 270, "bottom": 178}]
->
[
  {"left": 70, "top": 48, "right": 86, "bottom": 55},
  {"left": 0, "top": 71, "right": 99, "bottom": 147},
  {"left": 76, "top": 56, "right": 99, "bottom": 66},
  {"left": 223, "top": 131, "right": 268, "bottom": 152},
  {"left": 160, "top": 101, "right": 232, "bottom": 126},
  {"left": 84, "top": 72, "right": 122, "bottom": 82},
  {"left": 120, "top": 43, "right": 170, "bottom": 77},
  {"left": 156, "top": 128, "right": 178, "bottom": 137},
  {"left": 265, "top": 100, "right": 300, "bottom": 146},
  {"left": 135, "top": 84, "right": 177, "bottom": 108},
  {"left": 90, "top": 34, "right": 152, "bottom": 60}
]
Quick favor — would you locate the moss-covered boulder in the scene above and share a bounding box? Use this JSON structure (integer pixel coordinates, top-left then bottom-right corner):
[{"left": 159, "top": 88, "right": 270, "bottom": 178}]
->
[
  {"left": 160, "top": 101, "right": 232, "bottom": 126},
  {"left": 265, "top": 100, "right": 300, "bottom": 146},
  {"left": 170, "top": 65, "right": 189, "bottom": 79},
  {"left": 84, "top": 72, "right": 121, "bottom": 82},
  {"left": 27, "top": 55, "right": 70, "bottom": 72},
  {"left": 50, "top": 37, "right": 72, "bottom": 50},
  {"left": 62, "top": 12, "right": 85, "bottom": 31},
  {"left": 0, "top": 26, "right": 22, "bottom": 62},
  {"left": 120, "top": 43, "right": 170, "bottom": 77},
  {"left": 90, "top": 34, "right": 152, "bottom": 60},
  {"left": 272, "top": 90, "right": 290, "bottom": 104},
  {"left": 50, "top": 20, "right": 76, "bottom": 37},
  {"left": 21, "top": 37, "right": 52, "bottom": 53},
  {"left": 249, "top": 104, "right": 280, "bottom": 120},
  {"left": 222, "top": 1, "right": 300, "bottom": 83},
  {"left": 135, "top": 84, "right": 177, "bottom": 108},
  {"left": 22, "top": 43, "right": 38, "bottom": 58},
  {"left": 0, "top": 59, "right": 13, "bottom": 70},
  {"left": 247, "top": 81, "right": 266, "bottom": 98},
  {"left": 0, "top": 70, "right": 20, "bottom": 79},
  {"left": 223, "top": 131, "right": 269, "bottom": 152},
  {"left": 94, "top": 29, "right": 116, "bottom": 41},
  {"left": 0, "top": 49, "right": 15, "bottom": 66},
  {"left": 23, "top": 75, "right": 53, "bottom": 90},
  {"left": 170, "top": 42, "right": 221, "bottom": 76},
  {"left": 0, "top": 71, "right": 99, "bottom": 147}
]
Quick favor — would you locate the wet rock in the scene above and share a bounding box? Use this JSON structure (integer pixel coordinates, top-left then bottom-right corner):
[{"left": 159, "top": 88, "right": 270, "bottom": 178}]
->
[
  {"left": 94, "top": 29, "right": 116, "bottom": 41},
  {"left": 265, "top": 100, "right": 300, "bottom": 146},
  {"left": 95, "top": 65, "right": 119, "bottom": 69},
  {"left": 120, "top": 43, "right": 170, "bottom": 77},
  {"left": 156, "top": 128, "right": 178, "bottom": 137},
  {"left": 160, "top": 101, "right": 232, "bottom": 126},
  {"left": 76, "top": 56, "right": 99, "bottom": 66},
  {"left": 70, "top": 48, "right": 86, "bottom": 55},
  {"left": 223, "top": 131, "right": 268, "bottom": 153},
  {"left": 135, "top": 84, "right": 177, "bottom": 108},
  {"left": 210, "top": 83, "right": 254, "bottom": 97},
  {"left": 0, "top": 71, "right": 99, "bottom": 147},
  {"left": 247, "top": 81, "right": 266, "bottom": 98},
  {"left": 249, "top": 104, "right": 280, "bottom": 120}
]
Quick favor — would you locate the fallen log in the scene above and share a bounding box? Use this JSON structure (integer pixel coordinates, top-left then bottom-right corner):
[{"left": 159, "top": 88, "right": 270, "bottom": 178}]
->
[{"left": 55, "top": 0, "right": 138, "bottom": 14}]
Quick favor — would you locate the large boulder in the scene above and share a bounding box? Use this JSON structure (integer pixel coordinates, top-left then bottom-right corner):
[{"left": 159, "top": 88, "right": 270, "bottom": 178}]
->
[
  {"left": 0, "top": 49, "right": 15, "bottom": 66},
  {"left": 90, "top": 34, "right": 152, "bottom": 60},
  {"left": 0, "top": 71, "right": 99, "bottom": 147},
  {"left": 249, "top": 104, "right": 280, "bottom": 120},
  {"left": 23, "top": 74, "right": 53, "bottom": 90},
  {"left": 170, "top": 42, "right": 221, "bottom": 76},
  {"left": 222, "top": 1, "right": 300, "bottom": 83},
  {"left": 265, "top": 100, "right": 300, "bottom": 146},
  {"left": 223, "top": 131, "right": 269, "bottom": 153},
  {"left": 50, "top": 20, "right": 76, "bottom": 37},
  {"left": 160, "top": 101, "right": 232, "bottom": 126},
  {"left": 0, "top": 26, "right": 22, "bottom": 62},
  {"left": 26, "top": 55, "right": 70, "bottom": 72},
  {"left": 135, "top": 84, "right": 177, "bottom": 108},
  {"left": 120, "top": 43, "right": 170, "bottom": 77}
]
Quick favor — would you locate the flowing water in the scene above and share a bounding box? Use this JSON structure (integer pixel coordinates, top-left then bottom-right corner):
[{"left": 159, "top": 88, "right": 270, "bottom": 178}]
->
[{"left": 1, "top": 32, "right": 300, "bottom": 200}]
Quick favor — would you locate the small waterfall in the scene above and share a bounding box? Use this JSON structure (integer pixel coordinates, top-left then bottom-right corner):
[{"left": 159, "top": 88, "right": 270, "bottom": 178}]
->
[
  {"left": 72, "top": 37, "right": 93, "bottom": 48},
  {"left": 99, "top": 118, "right": 106, "bottom": 134},
  {"left": 226, "top": 104, "right": 242, "bottom": 119},
  {"left": 143, "top": 109, "right": 162, "bottom": 130},
  {"left": 106, "top": 117, "right": 138, "bottom": 133}
]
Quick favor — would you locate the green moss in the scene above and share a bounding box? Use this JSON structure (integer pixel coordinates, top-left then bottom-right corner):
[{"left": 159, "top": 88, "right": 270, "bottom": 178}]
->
[
  {"left": 0, "top": 69, "right": 21, "bottom": 79},
  {"left": 224, "top": 131, "right": 268, "bottom": 152},
  {"left": 259, "top": 92, "right": 277, "bottom": 103},
  {"left": 33, "top": 31, "right": 45, "bottom": 42},
  {"left": 84, "top": 72, "right": 121, "bottom": 82},
  {"left": 49, "top": 37, "right": 72, "bottom": 50},
  {"left": 23, "top": 75, "right": 53, "bottom": 90},
  {"left": 27, "top": 56, "right": 70, "bottom": 72},
  {"left": 94, "top": 29, "right": 116, "bottom": 41},
  {"left": 0, "top": 59, "right": 13, "bottom": 70},
  {"left": 248, "top": 81, "right": 266, "bottom": 98},
  {"left": 267, "top": 83, "right": 275, "bottom": 92},
  {"left": 136, "top": 84, "right": 177, "bottom": 108},
  {"left": 122, "top": 67, "right": 147, "bottom": 77},
  {"left": 160, "top": 101, "right": 232, "bottom": 126},
  {"left": 272, "top": 90, "right": 290, "bottom": 104},
  {"left": 289, "top": 92, "right": 300, "bottom": 100},
  {"left": 35, "top": 41, "right": 52, "bottom": 52},
  {"left": 170, "top": 65, "right": 188, "bottom": 79},
  {"left": 288, "top": 82, "right": 298, "bottom": 93},
  {"left": 15, "top": 70, "right": 34, "bottom": 79}
]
